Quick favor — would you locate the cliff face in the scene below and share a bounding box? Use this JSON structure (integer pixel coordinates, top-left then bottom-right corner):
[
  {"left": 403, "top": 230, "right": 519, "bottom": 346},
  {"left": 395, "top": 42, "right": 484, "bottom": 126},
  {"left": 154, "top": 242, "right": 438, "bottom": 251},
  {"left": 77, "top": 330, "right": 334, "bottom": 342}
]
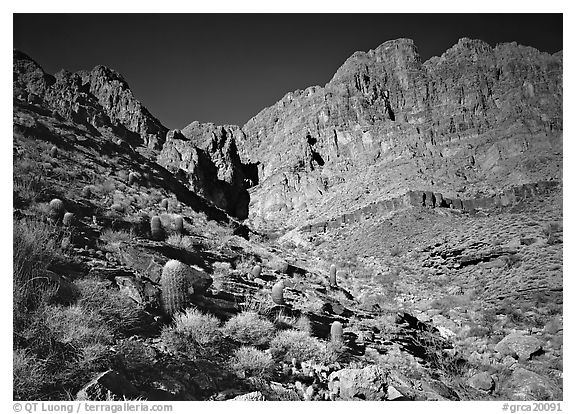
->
[
  {"left": 238, "top": 38, "right": 562, "bottom": 229},
  {"left": 13, "top": 50, "right": 168, "bottom": 149},
  {"left": 14, "top": 37, "right": 563, "bottom": 227},
  {"left": 157, "top": 123, "right": 252, "bottom": 219}
]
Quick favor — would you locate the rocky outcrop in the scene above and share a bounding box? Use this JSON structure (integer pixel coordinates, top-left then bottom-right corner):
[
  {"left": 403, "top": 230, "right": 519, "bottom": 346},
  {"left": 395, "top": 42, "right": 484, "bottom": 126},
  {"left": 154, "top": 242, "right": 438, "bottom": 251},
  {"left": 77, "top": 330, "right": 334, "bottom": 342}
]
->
[
  {"left": 13, "top": 49, "right": 167, "bottom": 149},
  {"left": 238, "top": 38, "right": 562, "bottom": 229},
  {"left": 75, "top": 370, "right": 140, "bottom": 400},
  {"left": 157, "top": 123, "right": 253, "bottom": 219},
  {"left": 299, "top": 180, "right": 559, "bottom": 234}
]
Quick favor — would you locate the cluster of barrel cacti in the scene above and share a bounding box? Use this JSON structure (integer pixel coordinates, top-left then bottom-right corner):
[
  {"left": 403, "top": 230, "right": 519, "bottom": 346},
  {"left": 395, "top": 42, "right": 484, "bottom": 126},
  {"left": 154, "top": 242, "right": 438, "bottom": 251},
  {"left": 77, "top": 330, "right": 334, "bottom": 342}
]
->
[{"left": 160, "top": 259, "right": 191, "bottom": 316}]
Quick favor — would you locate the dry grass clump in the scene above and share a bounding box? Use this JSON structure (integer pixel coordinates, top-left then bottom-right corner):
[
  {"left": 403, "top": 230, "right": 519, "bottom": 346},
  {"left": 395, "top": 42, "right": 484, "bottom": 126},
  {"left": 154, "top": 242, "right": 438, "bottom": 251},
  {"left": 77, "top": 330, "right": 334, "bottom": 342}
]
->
[
  {"left": 74, "top": 278, "right": 148, "bottom": 336},
  {"left": 273, "top": 311, "right": 312, "bottom": 333},
  {"left": 99, "top": 228, "right": 133, "bottom": 252},
  {"left": 229, "top": 346, "right": 275, "bottom": 379},
  {"left": 44, "top": 304, "right": 114, "bottom": 347},
  {"left": 117, "top": 340, "right": 156, "bottom": 372},
  {"left": 161, "top": 307, "right": 223, "bottom": 358},
  {"left": 13, "top": 219, "right": 64, "bottom": 318},
  {"left": 222, "top": 311, "right": 275, "bottom": 347},
  {"left": 166, "top": 234, "right": 195, "bottom": 249},
  {"left": 13, "top": 349, "right": 48, "bottom": 400},
  {"left": 13, "top": 175, "right": 48, "bottom": 207}
]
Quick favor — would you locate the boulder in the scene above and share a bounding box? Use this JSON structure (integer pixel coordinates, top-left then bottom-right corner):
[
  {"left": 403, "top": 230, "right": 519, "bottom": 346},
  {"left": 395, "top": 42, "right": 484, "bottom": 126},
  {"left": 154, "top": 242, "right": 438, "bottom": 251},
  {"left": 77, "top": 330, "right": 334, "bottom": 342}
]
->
[
  {"left": 185, "top": 265, "right": 213, "bottom": 294},
  {"left": 467, "top": 372, "right": 495, "bottom": 393},
  {"left": 115, "top": 276, "right": 145, "bottom": 304},
  {"left": 231, "top": 391, "right": 266, "bottom": 401},
  {"left": 505, "top": 368, "right": 559, "bottom": 400},
  {"left": 328, "top": 365, "right": 388, "bottom": 400},
  {"left": 75, "top": 370, "right": 139, "bottom": 401},
  {"left": 495, "top": 333, "right": 543, "bottom": 360}
]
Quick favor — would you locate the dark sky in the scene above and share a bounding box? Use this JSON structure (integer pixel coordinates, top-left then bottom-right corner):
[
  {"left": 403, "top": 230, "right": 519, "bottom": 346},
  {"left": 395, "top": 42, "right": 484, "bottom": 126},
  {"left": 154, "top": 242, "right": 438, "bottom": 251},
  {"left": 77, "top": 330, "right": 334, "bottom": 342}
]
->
[{"left": 13, "top": 14, "right": 563, "bottom": 130}]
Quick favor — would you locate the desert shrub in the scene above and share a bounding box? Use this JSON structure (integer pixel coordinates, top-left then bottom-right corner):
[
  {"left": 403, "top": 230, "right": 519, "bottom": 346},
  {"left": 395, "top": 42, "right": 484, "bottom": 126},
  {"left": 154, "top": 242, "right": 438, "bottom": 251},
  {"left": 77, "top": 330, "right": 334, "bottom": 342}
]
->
[
  {"left": 466, "top": 324, "right": 492, "bottom": 338},
  {"left": 429, "top": 294, "right": 473, "bottom": 315},
  {"left": 13, "top": 219, "right": 64, "bottom": 318},
  {"left": 269, "top": 329, "right": 324, "bottom": 363},
  {"left": 320, "top": 341, "right": 347, "bottom": 364},
  {"left": 229, "top": 346, "right": 275, "bottom": 379},
  {"left": 161, "top": 308, "right": 222, "bottom": 359},
  {"left": 414, "top": 330, "right": 468, "bottom": 376},
  {"left": 81, "top": 185, "right": 95, "bottom": 198},
  {"left": 293, "top": 315, "right": 313, "bottom": 333},
  {"left": 222, "top": 311, "right": 275, "bottom": 347},
  {"left": 14, "top": 302, "right": 115, "bottom": 400},
  {"left": 93, "top": 179, "right": 116, "bottom": 196},
  {"left": 74, "top": 278, "right": 148, "bottom": 336}
]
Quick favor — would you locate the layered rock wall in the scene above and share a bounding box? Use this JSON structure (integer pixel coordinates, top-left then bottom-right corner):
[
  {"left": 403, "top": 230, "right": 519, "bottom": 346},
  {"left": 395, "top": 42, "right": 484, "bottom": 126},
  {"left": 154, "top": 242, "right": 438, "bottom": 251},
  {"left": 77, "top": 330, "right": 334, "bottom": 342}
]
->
[{"left": 299, "top": 181, "right": 559, "bottom": 234}]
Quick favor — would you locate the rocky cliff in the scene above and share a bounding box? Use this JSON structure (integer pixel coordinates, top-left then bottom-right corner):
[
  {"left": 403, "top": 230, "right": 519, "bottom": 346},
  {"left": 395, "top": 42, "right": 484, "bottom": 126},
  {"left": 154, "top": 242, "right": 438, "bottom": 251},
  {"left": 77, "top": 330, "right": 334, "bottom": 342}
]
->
[
  {"left": 157, "top": 123, "right": 253, "bottom": 219},
  {"left": 14, "top": 37, "right": 563, "bottom": 229},
  {"left": 238, "top": 38, "right": 562, "bottom": 229},
  {"left": 13, "top": 50, "right": 168, "bottom": 149}
]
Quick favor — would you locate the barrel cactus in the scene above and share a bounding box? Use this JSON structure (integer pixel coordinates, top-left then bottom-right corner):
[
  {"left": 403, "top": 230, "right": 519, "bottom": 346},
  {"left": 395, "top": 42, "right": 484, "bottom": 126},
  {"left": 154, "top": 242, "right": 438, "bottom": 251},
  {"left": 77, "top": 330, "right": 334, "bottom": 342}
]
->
[
  {"left": 150, "top": 215, "right": 163, "bottom": 240},
  {"left": 174, "top": 215, "right": 184, "bottom": 234},
  {"left": 62, "top": 212, "right": 75, "bottom": 226},
  {"left": 329, "top": 264, "right": 337, "bottom": 287},
  {"left": 160, "top": 259, "right": 191, "bottom": 316},
  {"left": 160, "top": 198, "right": 169, "bottom": 210},
  {"left": 251, "top": 264, "right": 262, "bottom": 279},
  {"left": 48, "top": 198, "right": 65, "bottom": 222},
  {"left": 330, "top": 321, "right": 343, "bottom": 343},
  {"left": 271, "top": 281, "right": 285, "bottom": 305},
  {"left": 50, "top": 145, "right": 58, "bottom": 158}
]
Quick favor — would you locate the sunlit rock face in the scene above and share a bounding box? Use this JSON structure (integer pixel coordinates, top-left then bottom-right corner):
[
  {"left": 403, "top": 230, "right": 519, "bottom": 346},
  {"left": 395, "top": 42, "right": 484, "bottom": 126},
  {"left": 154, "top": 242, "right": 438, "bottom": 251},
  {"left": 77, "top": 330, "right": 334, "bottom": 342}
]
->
[{"left": 237, "top": 38, "right": 562, "bottom": 229}]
